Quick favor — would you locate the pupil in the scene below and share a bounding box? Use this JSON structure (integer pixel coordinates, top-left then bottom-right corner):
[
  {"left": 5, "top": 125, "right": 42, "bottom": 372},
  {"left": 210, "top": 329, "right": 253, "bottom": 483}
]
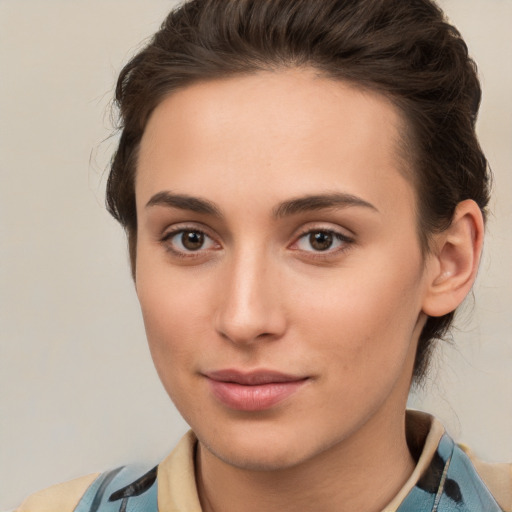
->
[
  {"left": 310, "top": 231, "right": 333, "bottom": 251},
  {"left": 182, "top": 231, "right": 204, "bottom": 250}
]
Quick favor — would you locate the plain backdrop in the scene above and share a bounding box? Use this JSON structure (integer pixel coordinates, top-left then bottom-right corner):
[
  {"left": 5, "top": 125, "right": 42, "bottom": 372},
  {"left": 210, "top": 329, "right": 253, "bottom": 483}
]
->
[{"left": 0, "top": 0, "right": 511, "bottom": 509}]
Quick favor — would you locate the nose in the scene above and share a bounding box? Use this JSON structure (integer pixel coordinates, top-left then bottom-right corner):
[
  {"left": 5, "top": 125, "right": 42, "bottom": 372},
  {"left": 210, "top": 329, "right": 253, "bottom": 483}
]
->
[{"left": 214, "top": 250, "right": 287, "bottom": 346}]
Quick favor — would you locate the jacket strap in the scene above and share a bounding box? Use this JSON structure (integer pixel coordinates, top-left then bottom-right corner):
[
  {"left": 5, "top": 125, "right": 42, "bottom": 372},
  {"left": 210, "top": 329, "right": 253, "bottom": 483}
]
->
[{"left": 73, "top": 465, "right": 158, "bottom": 512}]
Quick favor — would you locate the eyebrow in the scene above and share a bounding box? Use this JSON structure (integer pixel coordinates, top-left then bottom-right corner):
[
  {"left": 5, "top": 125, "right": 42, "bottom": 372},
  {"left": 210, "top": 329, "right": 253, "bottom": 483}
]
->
[
  {"left": 146, "top": 191, "right": 223, "bottom": 217},
  {"left": 145, "top": 191, "right": 377, "bottom": 218},
  {"left": 272, "top": 193, "right": 378, "bottom": 218}
]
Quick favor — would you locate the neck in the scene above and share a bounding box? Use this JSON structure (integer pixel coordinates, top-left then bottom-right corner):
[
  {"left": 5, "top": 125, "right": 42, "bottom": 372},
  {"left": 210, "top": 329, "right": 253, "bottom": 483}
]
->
[{"left": 196, "top": 408, "right": 415, "bottom": 512}]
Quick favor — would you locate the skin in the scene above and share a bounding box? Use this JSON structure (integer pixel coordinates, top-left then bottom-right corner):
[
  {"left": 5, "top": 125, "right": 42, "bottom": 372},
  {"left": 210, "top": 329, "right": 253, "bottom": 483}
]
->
[{"left": 134, "top": 69, "right": 483, "bottom": 512}]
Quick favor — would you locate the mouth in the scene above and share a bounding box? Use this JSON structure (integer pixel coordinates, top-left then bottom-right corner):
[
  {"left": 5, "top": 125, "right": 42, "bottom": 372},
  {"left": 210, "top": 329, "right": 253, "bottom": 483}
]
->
[{"left": 203, "top": 369, "right": 309, "bottom": 411}]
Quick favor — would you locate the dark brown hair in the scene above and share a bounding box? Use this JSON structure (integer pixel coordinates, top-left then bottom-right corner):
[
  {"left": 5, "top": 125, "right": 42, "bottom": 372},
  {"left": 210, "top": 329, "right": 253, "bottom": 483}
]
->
[{"left": 106, "top": 0, "right": 490, "bottom": 382}]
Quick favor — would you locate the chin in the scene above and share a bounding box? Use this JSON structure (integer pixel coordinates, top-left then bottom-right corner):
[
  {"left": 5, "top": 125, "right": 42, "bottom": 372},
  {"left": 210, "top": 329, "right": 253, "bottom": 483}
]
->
[
  {"left": 196, "top": 420, "right": 335, "bottom": 472},
  {"left": 205, "top": 438, "right": 310, "bottom": 472}
]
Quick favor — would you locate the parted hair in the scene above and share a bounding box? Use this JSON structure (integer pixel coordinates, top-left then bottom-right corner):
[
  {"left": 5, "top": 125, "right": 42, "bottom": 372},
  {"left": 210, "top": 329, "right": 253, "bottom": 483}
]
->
[{"left": 107, "top": 0, "right": 490, "bottom": 382}]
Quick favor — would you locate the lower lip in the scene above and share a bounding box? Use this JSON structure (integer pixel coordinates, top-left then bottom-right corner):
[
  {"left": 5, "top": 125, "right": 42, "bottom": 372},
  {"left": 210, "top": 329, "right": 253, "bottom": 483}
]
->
[{"left": 207, "top": 379, "right": 308, "bottom": 411}]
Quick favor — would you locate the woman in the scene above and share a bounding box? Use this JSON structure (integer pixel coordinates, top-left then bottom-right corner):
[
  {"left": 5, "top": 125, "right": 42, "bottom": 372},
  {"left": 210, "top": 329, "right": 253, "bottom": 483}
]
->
[{"left": 15, "top": 0, "right": 511, "bottom": 511}]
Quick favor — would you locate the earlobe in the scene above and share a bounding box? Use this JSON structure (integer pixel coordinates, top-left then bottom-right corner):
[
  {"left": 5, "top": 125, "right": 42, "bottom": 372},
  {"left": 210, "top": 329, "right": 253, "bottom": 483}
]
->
[{"left": 422, "top": 200, "right": 485, "bottom": 317}]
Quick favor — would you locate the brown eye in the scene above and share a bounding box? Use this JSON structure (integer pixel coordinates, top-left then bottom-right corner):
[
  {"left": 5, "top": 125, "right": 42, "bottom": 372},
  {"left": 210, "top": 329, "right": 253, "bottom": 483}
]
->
[
  {"left": 181, "top": 230, "right": 205, "bottom": 250},
  {"left": 293, "top": 228, "right": 352, "bottom": 255},
  {"left": 162, "top": 227, "right": 219, "bottom": 257},
  {"left": 309, "top": 231, "right": 333, "bottom": 251}
]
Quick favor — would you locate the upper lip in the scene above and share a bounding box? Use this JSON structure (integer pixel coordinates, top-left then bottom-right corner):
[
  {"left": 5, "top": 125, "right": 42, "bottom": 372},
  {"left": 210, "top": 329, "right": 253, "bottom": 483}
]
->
[{"left": 204, "top": 369, "right": 308, "bottom": 386}]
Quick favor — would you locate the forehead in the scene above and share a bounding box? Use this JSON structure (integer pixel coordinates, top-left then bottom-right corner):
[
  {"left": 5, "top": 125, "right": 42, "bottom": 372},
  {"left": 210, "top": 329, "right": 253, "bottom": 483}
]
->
[{"left": 136, "top": 68, "right": 414, "bottom": 218}]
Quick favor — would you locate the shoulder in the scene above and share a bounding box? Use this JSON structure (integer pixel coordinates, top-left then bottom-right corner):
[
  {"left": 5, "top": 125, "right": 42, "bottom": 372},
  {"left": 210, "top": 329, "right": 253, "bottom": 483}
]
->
[
  {"left": 460, "top": 444, "right": 512, "bottom": 512},
  {"left": 402, "top": 411, "right": 511, "bottom": 512},
  {"left": 15, "top": 473, "right": 99, "bottom": 512},
  {"left": 15, "top": 465, "right": 159, "bottom": 512},
  {"left": 13, "top": 432, "right": 197, "bottom": 512}
]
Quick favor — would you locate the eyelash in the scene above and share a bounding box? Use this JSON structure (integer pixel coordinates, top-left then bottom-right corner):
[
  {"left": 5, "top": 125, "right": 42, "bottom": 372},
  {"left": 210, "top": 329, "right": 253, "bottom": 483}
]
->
[
  {"left": 160, "top": 226, "right": 219, "bottom": 259},
  {"left": 159, "top": 226, "right": 354, "bottom": 259},
  {"left": 290, "top": 228, "right": 354, "bottom": 258}
]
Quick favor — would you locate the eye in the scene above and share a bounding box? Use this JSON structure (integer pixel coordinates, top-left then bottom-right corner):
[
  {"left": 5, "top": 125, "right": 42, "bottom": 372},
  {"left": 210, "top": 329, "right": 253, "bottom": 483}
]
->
[
  {"left": 293, "top": 229, "right": 352, "bottom": 253},
  {"left": 162, "top": 228, "right": 219, "bottom": 255}
]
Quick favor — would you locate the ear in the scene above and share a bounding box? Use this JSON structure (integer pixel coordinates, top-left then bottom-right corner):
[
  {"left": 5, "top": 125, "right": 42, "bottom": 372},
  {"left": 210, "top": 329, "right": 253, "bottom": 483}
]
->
[{"left": 422, "top": 199, "right": 485, "bottom": 317}]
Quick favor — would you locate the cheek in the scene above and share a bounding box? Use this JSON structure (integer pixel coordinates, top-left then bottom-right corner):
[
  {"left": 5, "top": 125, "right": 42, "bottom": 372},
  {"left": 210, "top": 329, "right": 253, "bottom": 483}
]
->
[
  {"left": 137, "top": 280, "right": 211, "bottom": 423},
  {"left": 135, "top": 260, "right": 214, "bottom": 382},
  {"left": 295, "top": 257, "right": 424, "bottom": 385}
]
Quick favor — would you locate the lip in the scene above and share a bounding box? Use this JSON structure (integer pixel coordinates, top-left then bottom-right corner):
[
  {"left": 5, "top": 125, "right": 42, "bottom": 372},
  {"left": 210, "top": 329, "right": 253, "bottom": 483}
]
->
[{"left": 204, "top": 369, "right": 309, "bottom": 411}]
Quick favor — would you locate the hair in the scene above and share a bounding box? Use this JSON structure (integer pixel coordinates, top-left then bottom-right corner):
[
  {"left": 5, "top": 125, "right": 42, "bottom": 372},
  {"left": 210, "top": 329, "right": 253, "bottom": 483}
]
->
[{"left": 106, "top": 0, "right": 490, "bottom": 383}]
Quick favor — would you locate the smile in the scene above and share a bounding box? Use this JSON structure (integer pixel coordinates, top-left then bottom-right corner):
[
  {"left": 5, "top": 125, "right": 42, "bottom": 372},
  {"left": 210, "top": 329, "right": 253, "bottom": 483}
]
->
[{"left": 204, "top": 369, "right": 309, "bottom": 411}]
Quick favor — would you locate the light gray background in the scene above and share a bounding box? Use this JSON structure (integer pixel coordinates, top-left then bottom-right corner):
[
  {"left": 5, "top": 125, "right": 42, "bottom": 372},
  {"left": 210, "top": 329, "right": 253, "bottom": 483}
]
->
[{"left": 0, "top": 0, "right": 510, "bottom": 509}]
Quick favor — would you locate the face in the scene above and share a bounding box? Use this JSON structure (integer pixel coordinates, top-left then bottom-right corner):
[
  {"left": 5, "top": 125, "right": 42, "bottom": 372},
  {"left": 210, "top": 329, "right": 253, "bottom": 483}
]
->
[{"left": 135, "top": 69, "right": 432, "bottom": 471}]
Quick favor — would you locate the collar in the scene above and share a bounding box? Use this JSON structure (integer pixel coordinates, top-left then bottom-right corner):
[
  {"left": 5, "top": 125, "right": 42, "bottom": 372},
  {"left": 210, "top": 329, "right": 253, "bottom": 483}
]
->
[{"left": 156, "top": 411, "right": 502, "bottom": 511}]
